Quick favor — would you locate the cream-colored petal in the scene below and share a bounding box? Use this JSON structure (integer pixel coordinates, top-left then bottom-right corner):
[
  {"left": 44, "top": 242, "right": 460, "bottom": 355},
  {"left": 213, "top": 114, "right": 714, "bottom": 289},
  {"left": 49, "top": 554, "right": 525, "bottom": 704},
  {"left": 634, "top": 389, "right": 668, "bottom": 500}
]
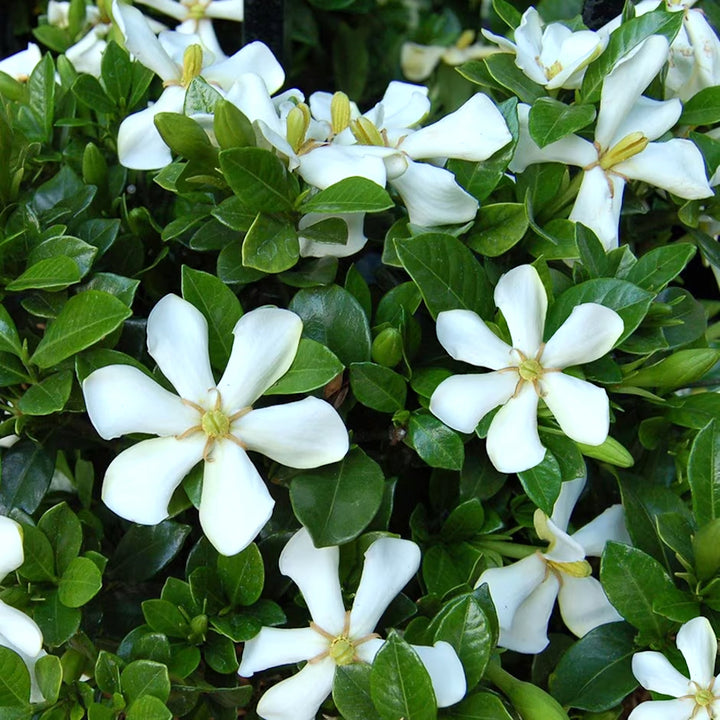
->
[
  {"left": 298, "top": 213, "right": 367, "bottom": 258},
  {"left": 676, "top": 616, "right": 718, "bottom": 688},
  {"left": 569, "top": 166, "right": 624, "bottom": 251},
  {"left": 238, "top": 627, "right": 327, "bottom": 676},
  {"left": 400, "top": 42, "right": 447, "bottom": 82},
  {"left": 205, "top": 0, "right": 244, "bottom": 21},
  {"left": 204, "top": 42, "right": 285, "bottom": 94},
  {"left": 549, "top": 476, "right": 586, "bottom": 532},
  {"left": 412, "top": 642, "right": 467, "bottom": 707},
  {"left": 133, "top": 0, "right": 187, "bottom": 21},
  {"left": 611, "top": 96, "right": 681, "bottom": 143},
  {"left": 370, "top": 81, "right": 430, "bottom": 130},
  {"left": 0, "top": 600, "right": 43, "bottom": 658},
  {"left": 571, "top": 505, "right": 630, "bottom": 556},
  {"left": 557, "top": 575, "right": 622, "bottom": 636},
  {"left": 539, "top": 516, "right": 586, "bottom": 564},
  {"left": 632, "top": 651, "right": 692, "bottom": 697},
  {"left": 298, "top": 145, "right": 387, "bottom": 190},
  {"left": 0, "top": 516, "right": 24, "bottom": 582},
  {"left": 628, "top": 698, "right": 696, "bottom": 720},
  {"left": 0, "top": 43, "right": 42, "bottom": 81}
]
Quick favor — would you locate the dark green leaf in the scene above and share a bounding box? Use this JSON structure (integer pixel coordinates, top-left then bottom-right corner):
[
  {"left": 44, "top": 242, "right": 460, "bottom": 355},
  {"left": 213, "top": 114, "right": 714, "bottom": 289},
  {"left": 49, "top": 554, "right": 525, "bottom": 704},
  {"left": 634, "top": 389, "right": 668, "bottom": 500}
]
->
[
  {"left": 483, "top": 54, "right": 545, "bottom": 103},
  {"left": 528, "top": 98, "right": 596, "bottom": 148},
  {"left": 406, "top": 411, "right": 464, "bottom": 470},
  {"left": 34, "top": 590, "right": 81, "bottom": 646},
  {"left": 0, "top": 647, "right": 31, "bottom": 707},
  {"left": 35, "top": 654, "right": 62, "bottom": 704},
  {"left": 301, "top": 177, "right": 394, "bottom": 214},
  {"left": 350, "top": 362, "right": 407, "bottom": 413},
  {"left": 266, "top": 338, "right": 343, "bottom": 395},
  {"left": 18, "top": 372, "right": 73, "bottom": 416},
  {"left": 242, "top": 213, "right": 299, "bottom": 273},
  {"left": 624, "top": 243, "right": 695, "bottom": 292},
  {"left": 217, "top": 543, "right": 264, "bottom": 606},
  {"left": 334, "top": 664, "right": 381, "bottom": 720},
  {"left": 517, "top": 450, "right": 563, "bottom": 515},
  {"left": 0, "top": 441, "right": 55, "bottom": 514},
  {"left": 120, "top": 660, "right": 171, "bottom": 704},
  {"left": 679, "top": 85, "right": 720, "bottom": 125},
  {"left": 58, "top": 556, "right": 103, "bottom": 607},
  {"left": 38, "top": 503, "right": 83, "bottom": 576},
  {"left": 688, "top": 420, "right": 720, "bottom": 527},
  {"left": 6, "top": 257, "right": 82, "bottom": 292},
  {"left": 466, "top": 203, "right": 528, "bottom": 257}
]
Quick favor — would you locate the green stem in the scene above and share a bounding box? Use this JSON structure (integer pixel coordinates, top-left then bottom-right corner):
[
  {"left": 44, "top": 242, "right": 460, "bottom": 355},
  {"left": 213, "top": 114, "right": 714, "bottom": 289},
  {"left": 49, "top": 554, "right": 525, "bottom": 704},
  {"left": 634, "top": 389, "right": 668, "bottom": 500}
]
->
[{"left": 477, "top": 540, "right": 539, "bottom": 559}]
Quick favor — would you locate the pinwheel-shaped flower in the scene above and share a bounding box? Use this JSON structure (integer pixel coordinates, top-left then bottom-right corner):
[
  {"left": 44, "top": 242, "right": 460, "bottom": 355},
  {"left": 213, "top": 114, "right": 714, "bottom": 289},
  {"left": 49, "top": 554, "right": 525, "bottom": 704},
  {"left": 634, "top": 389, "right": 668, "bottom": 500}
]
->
[
  {"left": 430, "top": 265, "right": 624, "bottom": 473},
  {"left": 510, "top": 35, "right": 713, "bottom": 249},
  {"left": 0, "top": 516, "right": 45, "bottom": 702},
  {"left": 239, "top": 528, "right": 466, "bottom": 720},
  {"left": 82, "top": 295, "right": 349, "bottom": 556},
  {"left": 477, "top": 476, "right": 629, "bottom": 653},
  {"left": 0, "top": 43, "right": 42, "bottom": 81},
  {"left": 631, "top": 616, "right": 720, "bottom": 719}
]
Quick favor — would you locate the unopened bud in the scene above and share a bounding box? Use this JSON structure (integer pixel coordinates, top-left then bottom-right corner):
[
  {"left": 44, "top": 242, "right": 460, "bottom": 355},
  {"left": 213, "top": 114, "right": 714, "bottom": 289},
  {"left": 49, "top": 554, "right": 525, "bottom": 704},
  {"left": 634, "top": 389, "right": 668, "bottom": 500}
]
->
[{"left": 372, "top": 327, "right": 404, "bottom": 368}]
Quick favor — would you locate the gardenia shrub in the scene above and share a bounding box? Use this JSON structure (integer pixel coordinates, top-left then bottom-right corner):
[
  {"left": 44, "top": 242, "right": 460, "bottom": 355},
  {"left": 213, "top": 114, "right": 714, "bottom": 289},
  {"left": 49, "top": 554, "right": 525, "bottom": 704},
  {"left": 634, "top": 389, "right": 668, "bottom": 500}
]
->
[{"left": 0, "top": 0, "right": 719, "bottom": 718}]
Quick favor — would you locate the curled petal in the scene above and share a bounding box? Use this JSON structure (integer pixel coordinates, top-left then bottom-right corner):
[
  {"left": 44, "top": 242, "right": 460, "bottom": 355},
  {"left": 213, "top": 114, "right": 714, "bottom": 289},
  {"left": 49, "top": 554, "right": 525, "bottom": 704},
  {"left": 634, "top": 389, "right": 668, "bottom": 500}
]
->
[
  {"left": 133, "top": 0, "right": 187, "bottom": 21},
  {"left": 350, "top": 537, "right": 421, "bottom": 637},
  {"left": 539, "top": 516, "right": 587, "bottom": 564},
  {"left": 298, "top": 146, "right": 387, "bottom": 190},
  {"left": 65, "top": 29, "right": 107, "bottom": 77},
  {"left": 199, "top": 441, "right": 274, "bottom": 556},
  {"left": 238, "top": 627, "right": 327, "bottom": 676},
  {"left": 299, "top": 213, "right": 368, "bottom": 258},
  {"left": 279, "top": 528, "right": 346, "bottom": 635},
  {"left": 676, "top": 616, "right": 718, "bottom": 688},
  {"left": 569, "top": 167, "right": 625, "bottom": 251},
  {"left": 83, "top": 365, "right": 197, "bottom": 440},
  {"left": 557, "top": 576, "right": 622, "bottom": 637},
  {"left": 628, "top": 698, "right": 696, "bottom": 720},
  {"left": 571, "top": 505, "right": 631, "bottom": 556},
  {"left": 550, "top": 476, "right": 586, "bottom": 532},
  {"left": 0, "top": 600, "right": 44, "bottom": 658},
  {"left": 218, "top": 307, "right": 302, "bottom": 409},
  {"left": 612, "top": 96, "right": 681, "bottom": 144},
  {"left": 204, "top": 42, "right": 285, "bottom": 94},
  {"left": 369, "top": 81, "right": 430, "bottom": 130},
  {"left": 0, "top": 516, "right": 24, "bottom": 582},
  {"left": 412, "top": 642, "right": 467, "bottom": 707},
  {"left": 102, "top": 436, "right": 205, "bottom": 525},
  {"left": 632, "top": 650, "right": 692, "bottom": 697},
  {"left": 436, "top": 309, "right": 513, "bottom": 370},
  {"left": 545, "top": 30, "right": 606, "bottom": 90}
]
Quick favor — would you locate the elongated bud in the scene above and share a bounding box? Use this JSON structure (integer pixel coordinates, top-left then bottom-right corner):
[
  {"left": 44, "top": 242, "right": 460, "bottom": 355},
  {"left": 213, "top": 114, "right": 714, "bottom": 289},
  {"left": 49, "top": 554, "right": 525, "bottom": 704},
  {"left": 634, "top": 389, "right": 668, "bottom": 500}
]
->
[
  {"left": 350, "top": 117, "right": 385, "bottom": 147},
  {"left": 331, "top": 91, "right": 352, "bottom": 135},
  {"left": 181, "top": 44, "right": 204, "bottom": 87},
  {"left": 372, "top": 327, "right": 404, "bottom": 368},
  {"left": 287, "top": 103, "right": 311, "bottom": 153},
  {"left": 694, "top": 518, "right": 720, "bottom": 581},
  {"left": 600, "top": 131, "right": 648, "bottom": 170}
]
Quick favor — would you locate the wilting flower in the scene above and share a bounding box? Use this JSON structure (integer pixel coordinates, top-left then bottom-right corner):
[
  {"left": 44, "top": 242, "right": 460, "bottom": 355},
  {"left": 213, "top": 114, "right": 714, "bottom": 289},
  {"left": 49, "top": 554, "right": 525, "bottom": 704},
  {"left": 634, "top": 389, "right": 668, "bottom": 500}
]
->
[
  {"left": 430, "top": 264, "right": 624, "bottom": 473},
  {"left": 239, "top": 528, "right": 467, "bottom": 720},
  {"left": 510, "top": 35, "right": 713, "bottom": 249},
  {"left": 630, "top": 616, "right": 720, "bottom": 719},
  {"left": 0, "top": 43, "right": 42, "bottom": 81},
  {"left": 477, "top": 476, "right": 629, "bottom": 653},
  {"left": 82, "top": 295, "right": 349, "bottom": 556},
  {"left": 483, "top": 7, "right": 607, "bottom": 89},
  {"left": 0, "top": 516, "right": 45, "bottom": 702}
]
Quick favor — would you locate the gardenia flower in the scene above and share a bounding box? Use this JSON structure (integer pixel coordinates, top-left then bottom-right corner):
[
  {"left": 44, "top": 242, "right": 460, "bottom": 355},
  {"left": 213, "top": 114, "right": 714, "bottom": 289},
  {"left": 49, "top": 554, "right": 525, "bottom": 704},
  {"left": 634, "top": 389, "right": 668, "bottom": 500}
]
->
[
  {"left": 477, "top": 476, "right": 629, "bottom": 653},
  {"left": 482, "top": 7, "right": 607, "bottom": 89},
  {"left": 0, "top": 43, "right": 42, "bottom": 81},
  {"left": 510, "top": 35, "right": 713, "bottom": 249},
  {"left": 82, "top": 295, "right": 349, "bottom": 556},
  {"left": 238, "top": 528, "right": 467, "bottom": 720},
  {"left": 0, "top": 515, "right": 46, "bottom": 703},
  {"left": 630, "top": 616, "right": 720, "bottom": 719},
  {"left": 430, "top": 264, "right": 624, "bottom": 473}
]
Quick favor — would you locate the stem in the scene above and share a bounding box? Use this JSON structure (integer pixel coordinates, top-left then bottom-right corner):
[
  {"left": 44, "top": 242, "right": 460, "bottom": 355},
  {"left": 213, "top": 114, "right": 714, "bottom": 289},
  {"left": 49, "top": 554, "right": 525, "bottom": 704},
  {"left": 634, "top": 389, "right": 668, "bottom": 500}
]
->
[{"left": 477, "top": 540, "right": 539, "bottom": 559}]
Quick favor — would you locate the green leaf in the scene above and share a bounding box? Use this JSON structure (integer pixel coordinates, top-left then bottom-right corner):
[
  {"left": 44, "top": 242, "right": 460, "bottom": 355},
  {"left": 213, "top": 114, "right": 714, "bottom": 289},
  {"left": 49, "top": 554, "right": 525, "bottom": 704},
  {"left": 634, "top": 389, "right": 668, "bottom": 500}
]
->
[
  {"left": 154, "top": 113, "right": 218, "bottom": 167},
  {"left": 290, "top": 447, "right": 385, "bottom": 546},
  {"left": 266, "top": 338, "right": 343, "bottom": 395},
  {"left": 623, "top": 349, "right": 720, "bottom": 392},
  {"left": 493, "top": 0, "right": 522, "bottom": 27},
  {"left": 18, "top": 524, "right": 56, "bottom": 582},
  {"left": 0, "top": 647, "right": 31, "bottom": 707},
  {"left": 577, "top": 435, "right": 634, "bottom": 467},
  {"left": 212, "top": 195, "right": 256, "bottom": 232},
  {"left": 126, "top": 696, "right": 172, "bottom": 720},
  {"left": 406, "top": 411, "right": 464, "bottom": 470},
  {"left": 184, "top": 77, "right": 223, "bottom": 115},
  {"left": 334, "top": 664, "right": 381, "bottom": 720},
  {"left": 83, "top": 273, "right": 140, "bottom": 307},
  {"left": 623, "top": 243, "right": 695, "bottom": 292},
  {"left": 483, "top": 54, "right": 545, "bottom": 103},
  {"left": 101, "top": 40, "right": 132, "bottom": 104},
  {"left": 18, "top": 372, "right": 73, "bottom": 416},
  {"left": 441, "top": 500, "right": 485, "bottom": 543},
  {"left": 58, "top": 556, "right": 103, "bottom": 607},
  {"left": 35, "top": 654, "right": 62, "bottom": 705},
  {"left": 242, "top": 213, "right": 299, "bottom": 273},
  {"left": 679, "top": 85, "right": 720, "bottom": 125},
  {"left": 528, "top": 98, "right": 596, "bottom": 148},
  {"left": 301, "top": 177, "right": 394, "bottom": 214},
  {"left": 0, "top": 304, "right": 22, "bottom": 356},
  {"left": 0, "top": 442, "right": 55, "bottom": 514},
  {"left": 550, "top": 623, "right": 637, "bottom": 711},
  {"left": 445, "top": 691, "right": 513, "bottom": 719},
  {"left": 94, "top": 651, "right": 124, "bottom": 695},
  {"left": 142, "top": 599, "right": 191, "bottom": 639},
  {"left": 213, "top": 99, "right": 255, "bottom": 149},
  {"left": 34, "top": 590, "right": 81, "bottom": 646},
  {"left": 688, "top": 420, "right": 720, "bottom": 527},
  {"left": 370, "top": 630, "right": 437, "bottom": 720},
  {"left": 120, "top": 660, "right": 171, "bottom": 704},
  {"left": 30, "top": 291, "right": 132, "bottom": 369},
  {"left": 204, "top": 632, "right": 238, "bottom": 673},
  {"left": 72, "top": 74, "right": 115, "bottom": 114},
  {"left": 349, "top": 362, "right": 407, "bottom": 413},
  {"left": 466, "top": 203, "right": 528, "bottom": 257},
  {"left": 517, "top": 450, "right": 562, "bottom": 515},
  {"left": 217, "top": 543, "right": 264, "bottom": 606},
  {"left": 38, "top": 502, "right": 83, "bottom": 576},
  {"left": 28, "top": 54, "right": 55, "bottom": 142},
  {"left": 6, "top": 256, "right": 82, "bottom": 292},
  {"left": 395, "top": 234, "right": 492, "bottom": 320}
]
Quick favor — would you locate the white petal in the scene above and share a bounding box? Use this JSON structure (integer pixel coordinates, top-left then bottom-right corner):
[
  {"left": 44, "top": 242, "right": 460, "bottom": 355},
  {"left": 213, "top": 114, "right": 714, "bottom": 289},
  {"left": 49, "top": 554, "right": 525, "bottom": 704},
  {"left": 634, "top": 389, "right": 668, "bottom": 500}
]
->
[
  {"left": 571, "top": 505, "right": 631, "bottom": 556},
  {"left": 298, "top": 146, "right": 387, "bottom": 190},
  {"left": 204, "top": 42, "right": 285, "bottom": 94},
  {"left": 486, "top": 382, "right": 545, "bottom": 473},
  {"left": 133, "top": 0, "right": 187, "bottom": 21},
  {"left": 234, "top": 398, "right": 348, "bottom": 468},
  {"left": 354, "top": 637, "right": 384, "bottom": 664},
  {"left": 541, "top": 304, "right": 624, "bottom": 369},
  {"left": 217, "top": 307, "right": 302, "bottom": 409},
  {"left": 436, "top": 309, "right": 514, "bottom": 370},
  {"left": 371, "top": 81, "right": 430, "bottom": 129},
  {"left": 430, "top": 372, "right": 518, "bottom": 434},
  {"left": 512, "top": 9, "right": 547, "bottom": 85},
  {"left": 494, "top": 265, "right": 547, "bottom": 357},
  {"left": 678, "top": 10, "right": 720, "bottom": 100},
  {"left": 390, "top": 160, "right": 479, "bottom": 227},
  {"left": 476, "top": 553, "right": 548, "bottom": 631},
  {"left": 279, "top": 528, "right": 346, "bottom": 635},
  {"left": 632, "top": 651, "right": 692, "bottom": 697},
  {"left": 146, "top": 294, "right": 215, "bottom": 405},
  {"left": 612, "top": 96, "right": 681, "bottom": 143},
  {"left": 83, "top": 365, "right": 197, "bottom": 440},
  {"left": 65, "top": 30, "right": 106, "bottom": 77},
  {"left": 298, "top": 213, "right": 368, "bottom": 258},
  {"left": 616, "top": 140, "right": 713, "bottom": 199},
  {"left": 541, "top": 373, "right": 610, "bottom": 446},
  {"left": 539, "top": 517, "right": 587, "bottom": 564},
  {"left": 117, "top": 85, "right": 186, "bottom": 170},
  {"left": 349, "top": 537, "right": 421, "bottom": 637},
  {"left": 238, "top": 627, "right": 327, "bottom": 676},
  {"left": 255, "top": 659, "right": 335, "bottom": 720},
  {"left": 569, "top": 167, "right": 624, "bottom": 251},
  {"left": 550, "top": 476, "right": 586, "bottom": 532},
  {"left": 557, "top": 575, "right": 622, "bottom": 636},
  {"left": 412, "top": 642, "right": 467, "bottom": 707},
  {"left": 546, "top": 31, "right": 605, "bottom": 90},
  {"left": 628, "top": 698, "right": 695, "bottom": 720},
  {"left": 400, "top": 43, "right": 447, "bottom": 82},
  {"left": 205, "top": 0, "right": 245, "bottom": 21},
  {"left": 0, "top": 600, "right": 43, "bottom": 658},
  {"left": 676, "top": 616, "right": 718, "bottom": 687},
  {"left": 0, "top": 43, "right": 42, "bottom": 80},
  {"left": 102, "top": 435, "right": 204, "bottom": 524},
  {"left": 193, "top": 21, "right": 226, "bottom": 63},
  {"left": 0, "top": 516, "right": 23, "bottom": 582},
  {"left": 226, "top": 73, "right": 282, "bottom": 132},
  {"left": 399, "top": 94, "right": 511, "bottom": 161},
  {"left": 199, "top": 441, "right": 274, "bottom": 556}
]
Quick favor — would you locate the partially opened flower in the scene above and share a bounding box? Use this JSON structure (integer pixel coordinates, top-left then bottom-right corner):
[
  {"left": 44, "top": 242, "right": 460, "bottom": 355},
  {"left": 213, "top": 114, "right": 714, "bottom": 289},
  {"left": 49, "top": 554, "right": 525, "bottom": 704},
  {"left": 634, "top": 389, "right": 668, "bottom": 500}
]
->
[
  {"left": 82, "top": 295, "right": 349, "bottom": 556},
  {"left": 0, "top": 516, "right": 46, "bottom": 702},
  {"left": 430, "top": 265, "right": 624, "bottom": 473},
  {"left": 630, "top": 616, "right": 720, "bottom": 719},
  {"left": 0, "top": 43, "right": 42, "bottom": 81},
  {"left": 477, "top": 476, "right": 629, "bottom": 653},
  {"left": 239, "top": 528, "right": 466, "bottom": 720}
]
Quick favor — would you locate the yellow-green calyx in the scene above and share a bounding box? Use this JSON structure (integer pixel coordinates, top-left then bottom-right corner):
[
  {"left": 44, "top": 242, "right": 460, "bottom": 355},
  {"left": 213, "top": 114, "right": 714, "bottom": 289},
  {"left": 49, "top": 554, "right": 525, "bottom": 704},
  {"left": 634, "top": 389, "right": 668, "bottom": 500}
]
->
[
  {"left": 184, "top": 1, "right": 208, "bottom": 20},
  {"left": 309, "top": 611, "right": 380, "bottom": 666},
  {"left": 287, "top": 103, "right": 312, "bottom": 153},
  {"left": 331, "top": 92, "right": 352, "bottom": 135},
  {"left": 599, "top": 131, "right": 649, "bottom": 170},
  {"left": 329, "top": 636, "right": 356, "bottom": 666},
  {"left": 518, "top": 357, "right": 544, "bottom": 383},
  {"left": 202, "top": 408, "right": 230, "bottom": 438},
  {"left": 181, "top": 44, "right": 204, "bottom": 87},
  {"left": 350, "top": 117, "right": 386, "bottom": 147}
]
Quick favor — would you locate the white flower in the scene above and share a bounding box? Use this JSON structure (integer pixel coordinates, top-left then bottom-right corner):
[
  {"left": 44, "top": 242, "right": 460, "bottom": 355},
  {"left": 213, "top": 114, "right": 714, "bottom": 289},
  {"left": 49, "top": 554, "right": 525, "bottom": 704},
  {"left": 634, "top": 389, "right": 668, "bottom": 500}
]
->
[
  {"left": 81, "top": 295, "right": 349, "bottom": 556},
  {"left": 113, "top": 0, "right": 283, "bottom": 169},
  {"left": 429, "top": 264, "right": 624, "bottom": 473},
  {"left": 477, "top": 476, "right": 629, "bottom": 654},
  {"left": 483, "top": 7, "right": 607, "bottom": 89},
  {"left": 0, "top": 43, "right": 42, "bottom": 82},
  {"left": 238, "top": 528, "right": 467, "bottom": 720},
  {"left": 0, "top": 516, "right": 46, "bottom": 703},
  {"left": 630, "top": 616, "right": 720, "bottom": 719},
  {"left": 298, "top": 213, "right": 368, "bottom": 259},
  {"left": 510, "top": 35, "right": 713, "bottom": 249}
]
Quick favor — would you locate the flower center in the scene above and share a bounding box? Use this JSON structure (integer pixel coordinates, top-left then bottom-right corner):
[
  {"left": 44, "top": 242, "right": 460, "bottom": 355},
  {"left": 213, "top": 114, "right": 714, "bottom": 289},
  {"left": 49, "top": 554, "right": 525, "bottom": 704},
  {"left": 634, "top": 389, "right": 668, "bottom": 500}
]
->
[
  {"left": 546, "top": 558, "right": 593, "bottom": 577},
  {"left": 350, "top": 117, "right": 387, "bottom": 147},
  {"left": 181, "top": 44, "right": 204, "bottom": 87},
  {"left": 545, "top": 59, "right": 563, "bottom": 80},
  {"left": 309, "top": 611, "right": 380, "bottom": 666},
  {"left": 201, "top": 408, "right": 230, "bottom": 438},
  {"left": 182, "top": 0, "right": 209, "bottom": 18},
  {"left": 599, "top": 131, "right": 649, "bottom": 170},
  {"left": 695, "top": 685, "right": 716, "bottom": 708},
  {"left": 329, "top": 636, "right": 356, "bottom": 666},
  {"left": 518, "top": 357, "right": 544, "bottom": 382}
]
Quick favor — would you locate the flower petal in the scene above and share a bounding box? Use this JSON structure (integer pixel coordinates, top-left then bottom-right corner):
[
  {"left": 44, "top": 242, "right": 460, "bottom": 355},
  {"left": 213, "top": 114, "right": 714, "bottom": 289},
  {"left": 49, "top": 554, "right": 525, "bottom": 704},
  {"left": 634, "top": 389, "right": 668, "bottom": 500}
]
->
[
  {"left": 494, "top": 265, "right": 547, "bottom": 357},
  {"left": 298, "top": 146, "right": 387, "bottom": 190},
  {"left": 133, "top": 0, "right": 186, "bottom": 21},
  {"left": 612, "top": 96, "right": 681, "bottom": 143},
  {"left": 354, "top": 637, "right": 384, "bottom": 664},
  {"left": 486, "top": 383, "right": 545, "bottom": 473},
  {"left": 234, "top": 398, "right": 348, "bottom": 469},
  {"left": 571, "top": 504, "right": 631, "bottom": 556},
  {"left": 676, "top": 616, "right": 718, "bottom": 687},
  {"left": 436, "top": 309, "right": 514, "bottom": 370},
  {"left": 0, "top": 516, "right": 23, "bottom": 582},
  {"left": 632, "top": 650, "right": 692, "bottom": 697},
  {"left": 146, "top": 294, "right": 215, "bottom": 405},
  {"left": 205, "top": 0, "right": 245, "bottom": 21},
  {"left": 541, "top": 373, "right": 610, "bottom": 446},
  {"left": 238, "top": 627, "right": 327, "bottom": 676},
  {"left": 299, "top": 213, "right": 367, "bottom": 258},
  {"left": 430, "top": 372, "right": 518, "bottom": 434},
  {"left": 217, "top": 307, "right": 302, "bottom": 409},
  {"left": 0, "top": 600, "right": 43, "bottom": 658},
  {"left": 226, "top": 73, "right": 282, "bottom": 133},
  {"left": 199, "top": 440, "right": 274, "bottom": 556},
  {"left": 279, "top": 528, "right": 346, "bottom": 635},
  {"left": 204, "top": 41, "right": 285, "bottom": 93},
  {"left": 538, "top": 516, "right": 586, "bottom": 563},
  {"left": 255, "top": 657, "right": 336, "bottom": 720},
  {"left": 349, "top": 537, "right": 421, "bottom": 637},
  {"left": 557, "top": 576, "right": 622, "bottom": 636},
  {"left": 569, "top": 166, "right": 625, "bottom": 251},
  {"left": 400, "top": 42, "right": 447, "bottom": 82},
  {"left": 102, "top": 436, "right": 204, "bottom": 524},
  {"left": 550, "top": 476, "right": 586, "bottom": 532},
  {"left": 412, "top": 641, "right": 467, "bottom": 707},
  {"left": 0, "top": 43, "right": 42, "bottom": 81},
  {"left": 628, "top": 698, "right": 696, "bottom": 720},
  {"left": 83, "top": 365, "right": 197, "bottom": 440},
  {"left": 541, "top": 303, "right": 624, "bottom": 369},
  {"left": 370, "top": 81, "right": 430, "bottom": 130}
]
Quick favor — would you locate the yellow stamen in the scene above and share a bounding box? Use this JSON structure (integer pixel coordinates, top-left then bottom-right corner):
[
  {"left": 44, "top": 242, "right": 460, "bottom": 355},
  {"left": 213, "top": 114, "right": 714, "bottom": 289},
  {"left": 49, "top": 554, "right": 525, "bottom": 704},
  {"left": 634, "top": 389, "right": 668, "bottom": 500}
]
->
[
  {"left": 331, "top": 92, "right": 352, "bottom": 135},
  {"left": 547, "top": 558, "right": 593, "bottom": 577},
  {"left": 545, "top": 60, "right": 563, "bottom": 80},
  {"left": 456, "top": 29, "right": 476, "bottom": 50},
  {"left": 181, "top": 44, "right": 204, "bottom": 87},
  {"left": 350, "top": 117, "right": 385, "bottom": 147},
  {"left": 287, "top": 103, "right": 311, "bottom": 154},
  {"left": 599, "top": 132, "right": 649, "bottom": 170}
]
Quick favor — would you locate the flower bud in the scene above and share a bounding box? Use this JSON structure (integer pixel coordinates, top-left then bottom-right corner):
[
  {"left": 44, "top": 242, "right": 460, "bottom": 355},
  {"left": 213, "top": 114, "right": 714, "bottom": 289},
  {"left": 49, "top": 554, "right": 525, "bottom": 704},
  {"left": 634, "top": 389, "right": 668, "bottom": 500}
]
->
[
  {"left": 694, "top": 518, "right": 720, "bottom": 581},
  {"left": 372, "top": 328, "right": 404, "bottom": 367}
]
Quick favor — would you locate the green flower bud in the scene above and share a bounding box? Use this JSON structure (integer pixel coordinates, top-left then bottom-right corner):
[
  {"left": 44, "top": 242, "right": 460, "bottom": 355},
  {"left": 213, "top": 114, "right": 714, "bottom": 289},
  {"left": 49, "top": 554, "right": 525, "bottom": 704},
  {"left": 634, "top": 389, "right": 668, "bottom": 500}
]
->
[
  {"left": 694, "top": 518, "right": 720, "bottom": 581},
  {"left": 188, "top": 613, "right": 209, "bottom": 644},
  {"left": 372, "top": 327, "right": 404, "bottom": 367}
]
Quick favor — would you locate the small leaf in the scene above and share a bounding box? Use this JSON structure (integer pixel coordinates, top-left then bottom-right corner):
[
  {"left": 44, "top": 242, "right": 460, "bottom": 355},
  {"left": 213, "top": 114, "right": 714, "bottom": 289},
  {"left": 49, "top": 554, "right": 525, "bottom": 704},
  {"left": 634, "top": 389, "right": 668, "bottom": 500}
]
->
[
  {"left": 217, "top": 543, "right": 264, "bottom": 606},
  {"left": 58, "top": 556, "right": 103, "bottom": 607},
  {"left": 406, "top": 411, "right": 464, "bottom": 470}
]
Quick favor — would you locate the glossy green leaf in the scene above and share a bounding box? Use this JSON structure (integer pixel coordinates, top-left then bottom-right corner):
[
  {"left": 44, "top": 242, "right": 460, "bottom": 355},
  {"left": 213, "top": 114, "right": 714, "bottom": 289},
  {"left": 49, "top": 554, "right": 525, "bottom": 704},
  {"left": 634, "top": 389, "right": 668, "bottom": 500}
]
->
[
  {"left": 679, "top": 85, "right": 720, "bottom": 125},
  {"left": 0, "top": 647, "right": 31, "bottom": 707},
  {"left": 266, "top": 338, "right": 343, "bottom": 395},
  {"left": 350, "top": 362, "right": 407, "bottom": 413},
  {"left": 445, "top": 691, "right": 513, "bottom": 719},
  {"left": 18, "top": 524, "right": 56, "bottom": 582},
  {"left": 528, "top": 98, "right": 596, "bottom": 148},
  {"left": 242, "top": 213, "right": 299, "bottom": 273},
  {"left": 467, "top": 203, "right": 528, "bottom": 257},
  {"left": 624, "top": 243, "right": 695, "bottom": 292},
  {"left": 0, "top": 304, "right": 22, "bottom": 356},
  {"left": 38, "top": 503, "right": 83, "bottom": 576},
  {"left": 0, "top": 441, "right": 55, "bottom": 515},
  {"left": 406, "top": 411, "right": 464, "bottom": 470},
  {"left": 333, "top": 664, "right": 381, "bottom": 720},
  {"left": 35, "top": 654, "right": 62, "bottom": 705},
  {"left": 126, "top": 695, "right": 172, "bottom": 720},
  {"left": 34, "top": 590, "right": 81, "bottom": 646},
  {"left": 18, "top": 371, "right": 73, "bottom": 416},
  {"left": 301, "top": 177, "right": 394, "bottom": 214},
  {"left": 6, "top": 257, "right": 82, "bottom": 292},
  {"left": 217, "top": 543, "right": 264, "bottom": 607},
  {"left": 120, "top": 660, "right": 171, "bottom": 704},
  {"left": 688, "top": 420, "right": 720, "bottom": 527},
  {"left": 58, "top": 556, "right": 103, "bottom": 607}
]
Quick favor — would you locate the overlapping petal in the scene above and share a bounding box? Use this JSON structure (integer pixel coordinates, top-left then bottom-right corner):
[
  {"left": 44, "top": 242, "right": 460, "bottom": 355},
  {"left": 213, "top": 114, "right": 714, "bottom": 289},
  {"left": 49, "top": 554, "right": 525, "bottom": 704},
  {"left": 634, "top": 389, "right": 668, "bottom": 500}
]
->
[
  {"left": 569, "top": 166, "right": 625, "bottom": 250},
  {"left": 677, "top": 616, "right": 717, "bottom": 687},
  {"left": 0, "top": 43, "right": 41, "bottom": 81},
  {"left": 549, "top": 476, "right": 586, "bottom": 532},
  {"left": 367, "top": 81, "right": 430, "bottom": 130},
  {"left": 412, "top": 642, "right": 467, "bottom": 707},
  {"left": 238, "top": 627, "right": 327, "bottom": 676},
  {"left": 571, "top": 505, "right": 630, "bottom": 556},
  {"left": 0, "top": 601, "right": 44, "bottom": 658},
  {"left": 557, "top": 576, "right": 622, "bottom": 636},
  {"left": 628, "top": 698, "right": 696, "bottom": 720},
  {"left": 436, "top": 309, "right": 514, "bottom": 370},
  {"left": 204, "top": 42, "right": 285, "bottom": 93},
  {"left": 612, "top": 96, "right": 681, "bottom": 144},
  {"left": 632, "top": 650, "right": 694, "bottom": 697},
  {"left": 0, "top": 516, "right": 23, "bottom": 583},
  {"left": 298, "top": 146, "right": 387, "bottom": 190}
]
